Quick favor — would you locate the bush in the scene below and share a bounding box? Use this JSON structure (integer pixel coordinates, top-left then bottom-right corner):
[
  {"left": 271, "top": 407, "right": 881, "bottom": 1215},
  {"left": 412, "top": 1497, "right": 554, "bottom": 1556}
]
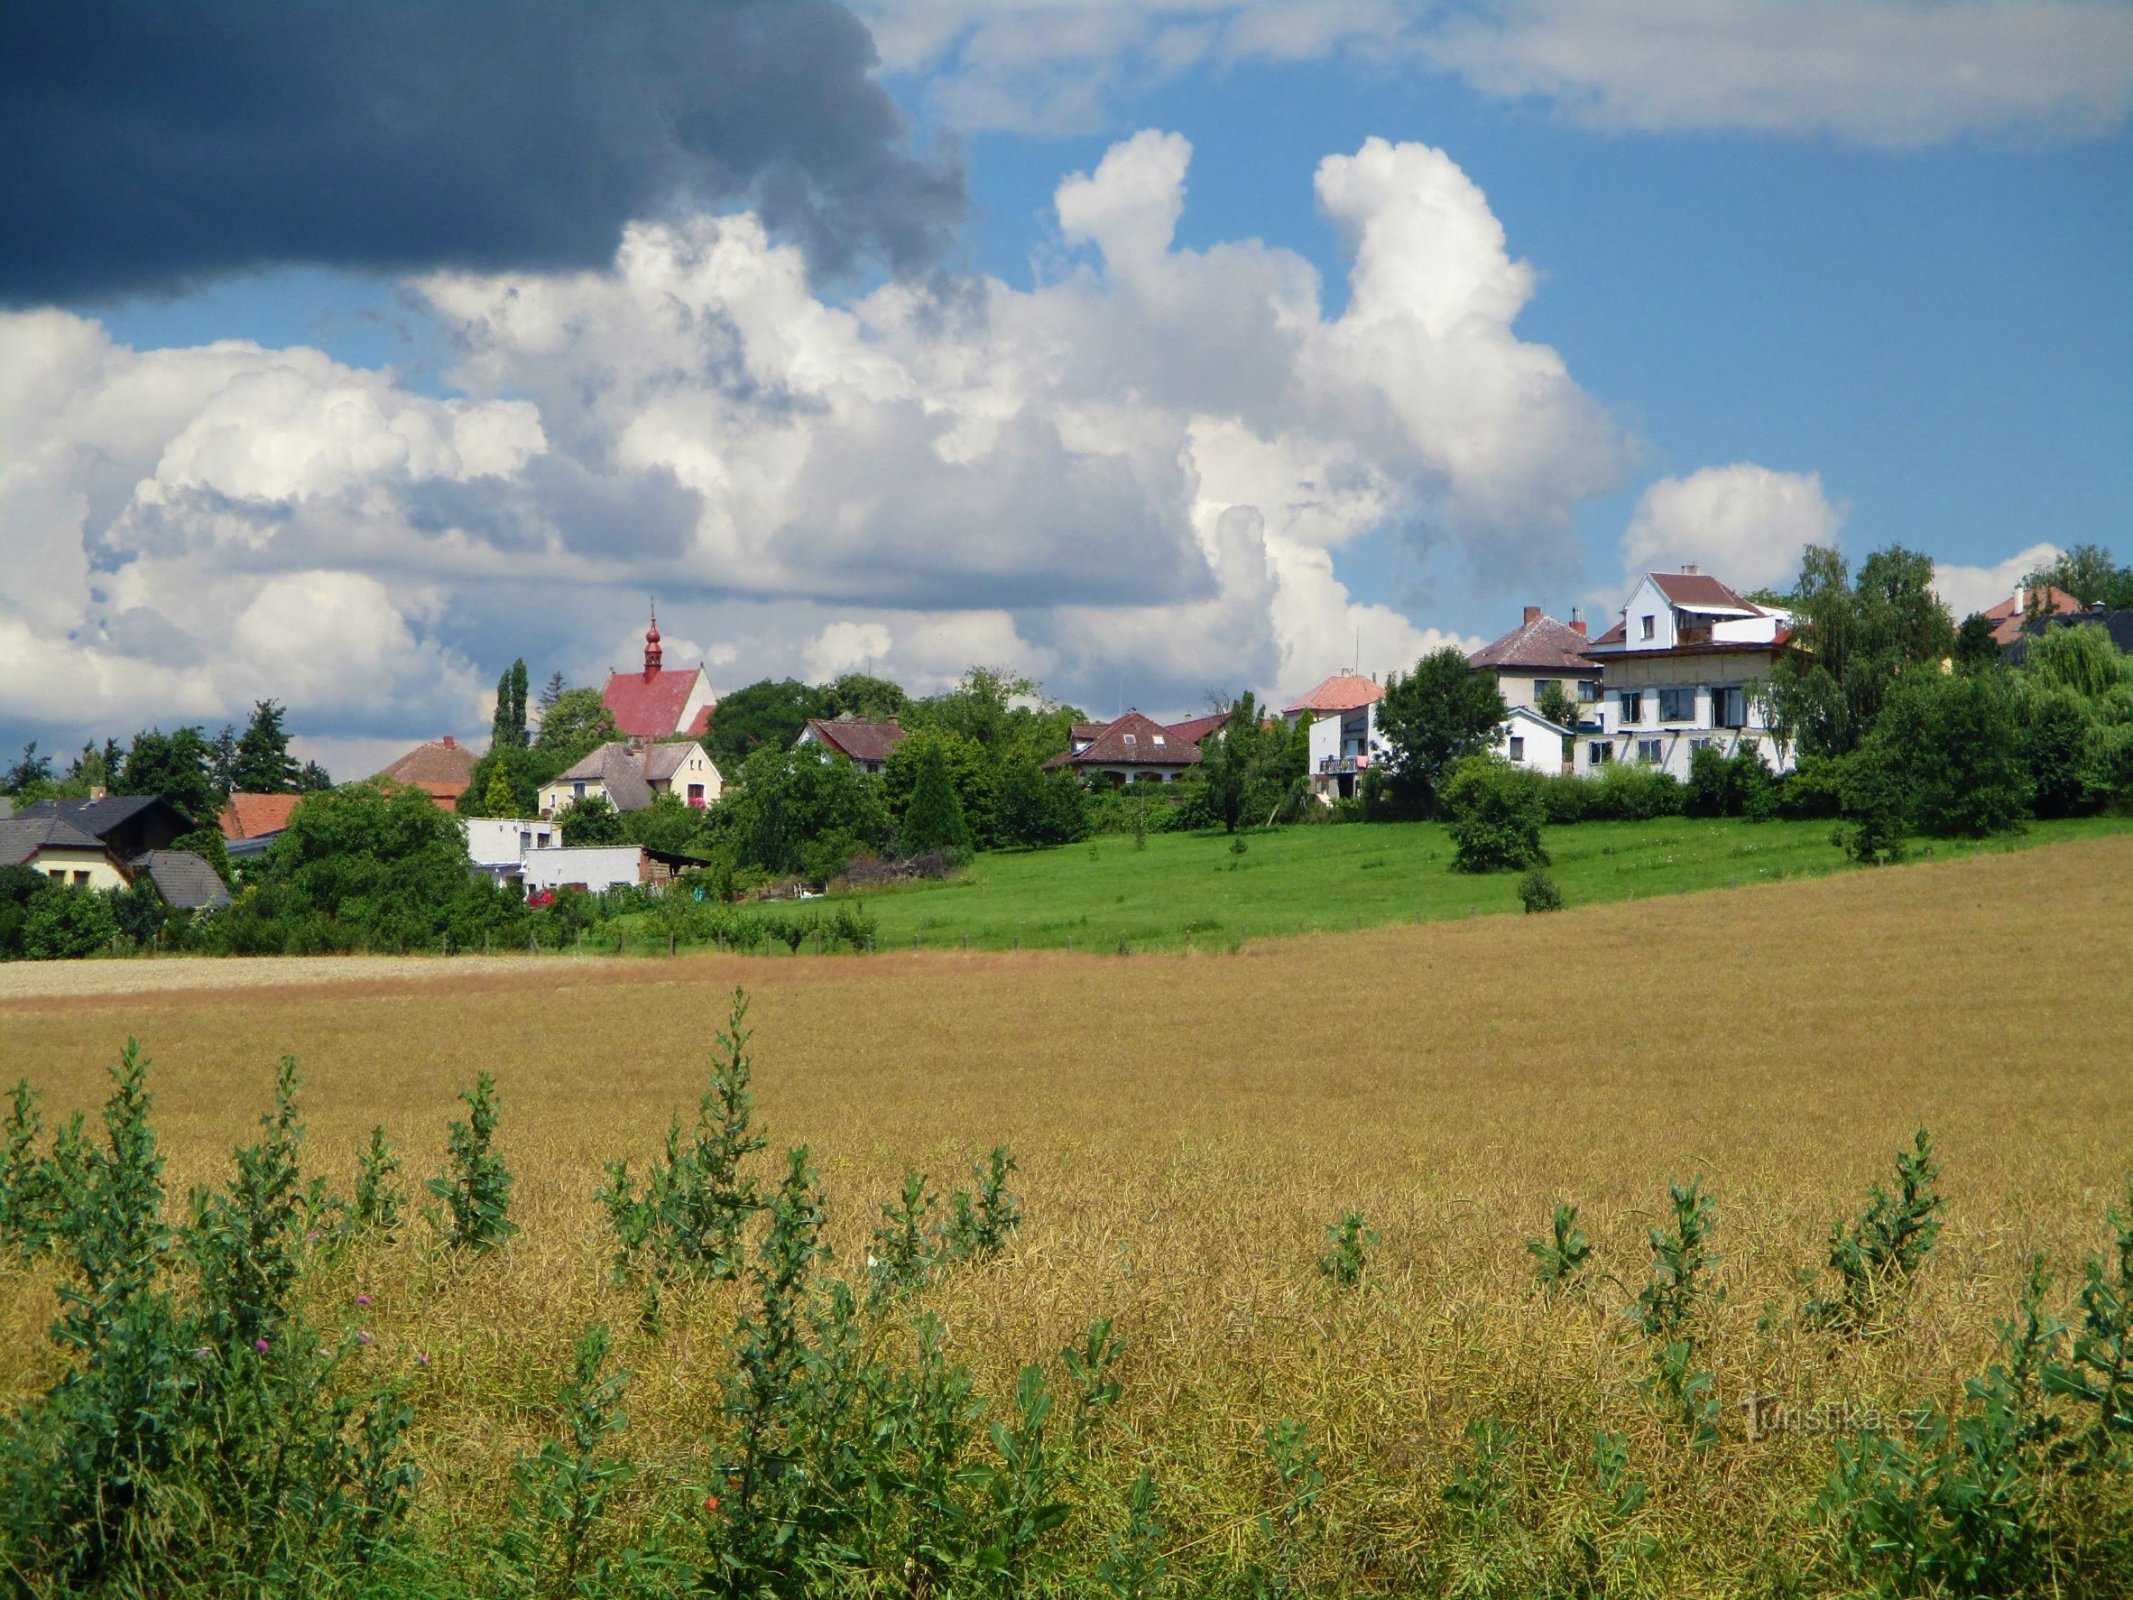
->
[
  {"left": 1588, "top": 761, "right": 1684, "bottom": 821},
  {"left": 21, "top": 884, "right": 117, "bottom": 959},
  {"left": 1536, "top": 773, "right": 1592, "bottom": 825},
  {"left": 1779, "top": 751, "right": 1849, "bottom": 819},
  {"left": 1686, "top": 747, "right": 1778, "bottom": 820},
  {"left": 1517, "top": 870, "right": 1563, "bottom": 913},
  {"left": 1870, "top": 670, "right": 2032, "bottom": 838},
  {"left": 1441, "top": 757, "right": 1548, "bottom": 873}
]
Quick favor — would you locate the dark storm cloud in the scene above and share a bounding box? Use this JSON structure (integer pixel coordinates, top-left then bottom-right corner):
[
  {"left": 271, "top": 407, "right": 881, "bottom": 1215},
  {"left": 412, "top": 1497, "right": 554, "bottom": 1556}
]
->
[{"left": 0, "top": 0, "right": 965, "bottom": 305}]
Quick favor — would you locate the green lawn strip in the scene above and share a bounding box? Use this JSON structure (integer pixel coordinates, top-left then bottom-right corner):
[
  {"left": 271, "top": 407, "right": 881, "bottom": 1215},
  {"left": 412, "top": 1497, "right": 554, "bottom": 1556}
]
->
[{"left": 826, "top": 814, "right": 2131, "bottom": 953}]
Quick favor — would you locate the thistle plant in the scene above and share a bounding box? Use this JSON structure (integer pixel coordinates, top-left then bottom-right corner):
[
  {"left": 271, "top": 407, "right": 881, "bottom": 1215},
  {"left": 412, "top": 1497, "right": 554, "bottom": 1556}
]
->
[
  {"left": 598, "top": 988, "right": 765, "bottom": 1303},
  {"left": 1094, "top": 1468, "right": 1168, "bottom": 1600},
  {"left": 351, "top": 1125, "right": 403, "bottom": 1235},
  {"left": 936, "top": 1146, "right": 1022, "bottom": 1264},
  {"left": 1318, "top": 1210, "right": 1377, "bottom": 1288},
  {"left": 2044, "top": 1179, "right": 2133, "bottom": 1465},
  {"left": 1803, "top": 1129, "right": 1943, "bottom": 1334},
  {"left": 426, "top": 1071, "right": 516, "bottom": 1251},
  {"left": 498, "top": 1323, "right": 636, "bottom": 1596},
  {"left": 1527, "top": 1201, "right": 1593, "bottom": 1294},
  {"left": 1628, "top": 1179, "right": 1724, "bottom": 1448},
  {"left": 1, "top": 1077, "right": 57, "bottom": 1259}
]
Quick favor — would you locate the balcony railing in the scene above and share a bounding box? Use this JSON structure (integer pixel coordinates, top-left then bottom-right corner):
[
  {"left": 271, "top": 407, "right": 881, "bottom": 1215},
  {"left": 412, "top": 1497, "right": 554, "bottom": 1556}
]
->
[{"left": 1317, "top": 754, "right": 1372, "bottom": 775}]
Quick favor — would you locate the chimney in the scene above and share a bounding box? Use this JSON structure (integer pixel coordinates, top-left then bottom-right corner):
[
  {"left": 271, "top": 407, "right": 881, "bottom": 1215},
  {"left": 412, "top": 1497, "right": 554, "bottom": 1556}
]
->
[
  {"left": 2013, "top": 585, "right": 2026, "bottom": 614},
  {"left": 1522, "top": 605, "right": 1541, "bottom": 625},
  {"left": 442, "top": 735, "right": 456, "bottom": 749},
  {"left": 1681, "top": 564, "right": 1700, "bottom": 576},
  {"left": 1570, "top": 605, "right": 1588, "bottom": 638}
]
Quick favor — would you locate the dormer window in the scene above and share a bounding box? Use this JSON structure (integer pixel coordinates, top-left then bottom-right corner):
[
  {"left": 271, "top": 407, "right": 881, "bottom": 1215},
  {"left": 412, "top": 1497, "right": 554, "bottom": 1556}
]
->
[
  {"left": 1152, "top": 734, "right": 1166, "bottom": 746},
  {"left": 1640, "top": 614, "right": 1656, "bottom": 641},
  {"left": 1124, "top": 733, "right": 1137, "bottom": 749}
]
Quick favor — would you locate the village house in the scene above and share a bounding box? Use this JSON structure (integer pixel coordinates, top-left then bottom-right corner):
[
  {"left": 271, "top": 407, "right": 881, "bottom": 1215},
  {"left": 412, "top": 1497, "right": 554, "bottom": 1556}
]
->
[
  {"left": 464, "top": 816, "right": 560, "bottom": 885},
  {"left": 794, "top": 716, "right": 905, "bottom": 774},
  {"left": 1285, "top": 673, "right": 1387, "bottom": 801},
  {"left": 0, "top": 815, "right": 130, "bottom": 891},
  {"left": 1979, "top": 585, "right": 2084, "bottom": 647},
  {"left": 537, "top": 738, "right": 723, "bottom": 819},
  {"left": 1468, "top": 606, "right": 1602, "bottom": 720},
  {"left": 521, "top": 844, "right": 694, "bottom": 896},
  {"left": 1044, "top": 711, "right": 1203, "bottom": 784},
  {"left": 372, "top": 735, "right": 479, "bottom": 808},
  {"left": 601, "top": 606, "right": 718, "bottom": 738},
  {"left": 1584, "top": 569, "right": 1796, "bottom": 780},
  {"left": 219, "top": 792, "right": 303, "bottom": 860},
  {"left": 1486, "top": 705, "right": 1585, "bottom": 776},
  {"left": 7, "top": 796, "right": 231, "bottom": 910}
]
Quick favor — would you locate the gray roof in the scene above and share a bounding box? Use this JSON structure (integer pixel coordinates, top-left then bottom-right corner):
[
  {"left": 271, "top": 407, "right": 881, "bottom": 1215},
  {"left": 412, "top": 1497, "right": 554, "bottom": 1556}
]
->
[
  {"left": 137, "top": 850, "right": 232, "bottom": 910},
  {"left": 20, "top": 794, "right": 168, "bottom": 837},
  {"left": 553, "top": 742, "right": 653, "bottom": 812},
  {"left": 0, "top": 815, "right": 110, "bottom": 866}
]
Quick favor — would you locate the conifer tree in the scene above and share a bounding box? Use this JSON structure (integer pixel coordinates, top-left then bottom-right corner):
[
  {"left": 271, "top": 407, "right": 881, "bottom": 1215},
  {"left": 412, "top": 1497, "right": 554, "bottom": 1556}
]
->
[{"left": 900, "top": 739, "right": 972, "bottom": 858}]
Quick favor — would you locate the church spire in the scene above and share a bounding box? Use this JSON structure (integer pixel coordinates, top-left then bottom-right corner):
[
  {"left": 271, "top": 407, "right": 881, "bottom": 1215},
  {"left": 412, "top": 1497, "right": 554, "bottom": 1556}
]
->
[{"left": 643, "top": 601, "right": 663, "bottom": 678}]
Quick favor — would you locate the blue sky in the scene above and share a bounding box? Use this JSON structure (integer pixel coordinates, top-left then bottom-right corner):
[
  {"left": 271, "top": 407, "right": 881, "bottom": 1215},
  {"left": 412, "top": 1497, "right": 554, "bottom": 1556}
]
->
[{"left": 5, "top": 1, "right": 2130, "bottom": 770}]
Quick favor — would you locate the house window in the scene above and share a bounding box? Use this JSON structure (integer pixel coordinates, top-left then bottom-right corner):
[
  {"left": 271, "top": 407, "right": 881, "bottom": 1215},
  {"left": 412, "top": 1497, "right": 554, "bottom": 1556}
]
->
[
  {"left": 1640, "top": 614, "right": 1656, "bottom": 640},
  {"left": 1618, "top": 691, "right": 1643, "bottom": 724},
  {"left": 1123, "top": 733, "right": 1137, "bottom": 749},
  {"left": 1657, "top": 687, "right": 1696, "bottom": 722},
  {"left": 1689, "top": 737, "right": 1713, "bottom": 753},
  {"left": 1589, "top": 741, "right": 1613, "bottom": 766},
  {"left": 686, "top": 782, "right": 706, "bottom": 808},
  {"left": 1636, "top": 739, "right": 1664, "bottom": 765},
  {"left": 1713, "top": 686, "right": 1747, "bottom": 728},
  {"left": 1508, "top": 735, "right": 1525, "bottom": 761},
  {"left": 572, "top": 781, "right": 587, "bottom": 800},
  {"left": 1532, "top": 679, "right": 1557, "bottom": 702},
  {"left": 1577, "top": 679, "right": 1600, "bottom": 702},
  {"left": 1152, "top": 733, "right": 1166, "bottom": 747},
  {"left": 74, "top": 870, "right": 92, "bottom": 886}
]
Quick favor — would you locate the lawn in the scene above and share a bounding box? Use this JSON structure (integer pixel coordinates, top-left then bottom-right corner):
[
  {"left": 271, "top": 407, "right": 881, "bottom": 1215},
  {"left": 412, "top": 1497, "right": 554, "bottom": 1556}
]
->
[
  {"left": 826, "top": 811, "right": 2133, "bottom": 952},
  {"left": 3, "top": 836, "right": 2130, "bottom": 1593}
]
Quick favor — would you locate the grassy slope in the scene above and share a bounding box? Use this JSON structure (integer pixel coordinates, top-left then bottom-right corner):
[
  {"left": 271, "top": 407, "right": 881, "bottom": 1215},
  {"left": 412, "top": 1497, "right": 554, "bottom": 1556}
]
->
[{"left": 830, "top": 812, "right": 2133, "bottom": 952}]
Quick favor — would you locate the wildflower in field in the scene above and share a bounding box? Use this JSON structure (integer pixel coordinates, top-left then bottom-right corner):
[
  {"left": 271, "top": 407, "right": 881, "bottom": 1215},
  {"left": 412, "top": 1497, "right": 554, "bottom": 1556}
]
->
[
  {"left": 415, "top": 1352, "right": 429, "bottom": 1367},
  {"left": 193, "top": 1347, "right": 212, "bottom": 1360},
  {"left": 254, "top": 1338, "right": 270, "bottom": 1353},
  {"left": 357, "top": 1330, "right": 372, "bottom": 1346},
  {"left": 703, "top": 1495, "right": 720, "bottom": 1513},
  {"left": 355, "top": 1293, "right": 372, "bottom": 1307}
]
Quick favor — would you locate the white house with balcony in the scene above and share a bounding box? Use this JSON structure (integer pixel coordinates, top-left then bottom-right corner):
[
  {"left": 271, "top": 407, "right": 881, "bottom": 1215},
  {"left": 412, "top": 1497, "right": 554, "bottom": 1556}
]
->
[
  {"left": 1284, "top": 673, "right": 1389, "bottom": 801},
  {"left": 1584, "top": 570, "right": 1796, "bottom": 780}
]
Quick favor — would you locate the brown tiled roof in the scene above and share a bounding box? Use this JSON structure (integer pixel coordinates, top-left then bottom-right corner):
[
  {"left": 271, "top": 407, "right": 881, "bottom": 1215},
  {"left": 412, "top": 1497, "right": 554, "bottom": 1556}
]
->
[
  {"left": 219, "top": 792, "right": 302, "bottom": 840},
  {"left": 1045, "top": 711, "right": 1202, "bottom": 769},
  {"left": 1589, "top": 616, "right": 1627, "bottom": 647},
  {"left": 802, "top": 717, "right": 906, "bottom": 764},
  {"left": 1650, "top": 572, "right": 1761, "bottom": 612},
  {"left": 1982, "top": 586, "right": 2082, "bottom": 645},
  {"left": 1068, "top": 722, "right": 1110, "bottom": 744},
  {"left": 373, "top": 736, "right": 478, "bottom": 803},
  {"left": 1164, "top": 712, "right": 1230, "bottom": 747},
  {"left": 1468, "top": 613, "right": 1599, "bottom": 673},
  {"left": 1284, "top": 673, "right": 1384, "bottom": 714},
  {"left": 552, "top": 742, "right": 654, "bottom": 812}
]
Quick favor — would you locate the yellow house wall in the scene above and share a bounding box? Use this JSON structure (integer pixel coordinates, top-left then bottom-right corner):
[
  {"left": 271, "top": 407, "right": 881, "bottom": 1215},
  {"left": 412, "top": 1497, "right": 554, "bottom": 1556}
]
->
[{"left": 32, "top": 847, "right": 127, "bottom": 891}]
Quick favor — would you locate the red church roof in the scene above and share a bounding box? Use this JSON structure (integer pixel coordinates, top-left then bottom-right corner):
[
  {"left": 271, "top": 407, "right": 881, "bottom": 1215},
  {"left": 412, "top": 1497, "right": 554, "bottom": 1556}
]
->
[
  {"left": 603, "top": 669, "right": 712, "bottom": 738},
  {"left": 601, "top": 604, "right": 713, "bottom": 737}
]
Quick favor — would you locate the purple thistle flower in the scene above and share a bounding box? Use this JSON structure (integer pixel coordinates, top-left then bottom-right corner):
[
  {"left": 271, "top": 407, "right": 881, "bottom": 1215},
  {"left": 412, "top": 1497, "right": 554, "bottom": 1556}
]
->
[
  {"left": 254, "top": 1338, "right": 270, "bottom": 1353},
  {"left": 354, "top": 1293, "right": 372, "bottom": 1307},
  {"left": 356, "top": 1330, "right": 372, "bottom": 1347}
]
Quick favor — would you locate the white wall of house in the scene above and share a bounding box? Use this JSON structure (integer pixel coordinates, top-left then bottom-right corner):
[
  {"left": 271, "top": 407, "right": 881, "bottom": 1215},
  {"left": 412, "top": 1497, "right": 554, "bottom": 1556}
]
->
[
  {"left": 465, "top": 818, "right": 558, "bottom": 871},
  {"left": 1491, "top": 708, "right": 1572, "bottom": 775},
  {"left": 1606, "top": 576, "right": 1790, "bottom": 653},
  {"left": 1307, "top": 704, "right": 1391, "bottom": 799},
  {"left": 522, "top": 846, "right": 648, "bottom": 894}
]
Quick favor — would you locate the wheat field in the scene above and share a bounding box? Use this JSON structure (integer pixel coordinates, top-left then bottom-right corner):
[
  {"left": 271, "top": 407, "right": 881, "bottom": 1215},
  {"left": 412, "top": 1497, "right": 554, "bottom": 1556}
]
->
[{"left": 3, "top": 836, "right": 2130, "bottom": 1593}]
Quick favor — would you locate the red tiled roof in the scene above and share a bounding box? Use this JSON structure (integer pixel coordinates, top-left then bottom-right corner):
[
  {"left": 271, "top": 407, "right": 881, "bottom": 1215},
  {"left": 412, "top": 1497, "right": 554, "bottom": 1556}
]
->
[
  {"left": 1045, "top": 711, "right": 1203, "bottom": 770},
  {"left": 1284, "top": 673, "right": 1383, "bottom": 714},
  {"left": 219, "top": 792, "right": 302, "bottom": 840},
  {"left": 373, "top": 737, "right": 478, "bottom": 805},
  {"left": 1589, "top": 616, "right": 1627, "bottom": 648},
  {"left": 1649, "top": 572, "right": 1761, "bottom": 612},
  {"left": 1068, "top": 722, "right": 1110, "bottom": 744},
  {"left": 1983, "top": 586, "right": 2082, "bottom": 645},
  {"left": 602, "top": 666, "right": 710, "bottom": 738},
  {"left": 803, "top": 717, "right": 906, "bottom": 764},
  {"left": 1468, "top": 613, "right": 1599, "bottom": 673}
]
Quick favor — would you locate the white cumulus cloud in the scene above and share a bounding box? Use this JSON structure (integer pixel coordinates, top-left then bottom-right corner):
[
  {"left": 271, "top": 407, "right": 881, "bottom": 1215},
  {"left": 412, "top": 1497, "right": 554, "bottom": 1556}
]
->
[
  {"left": 1619, "top": 464, "right": 1847, "bottom": 595},
  {"left": 1931, "top": 541, "right": 2061, "bottom": 620},
  {"left": 2, "top": 130, "right": 1616, "bottom": 749}
]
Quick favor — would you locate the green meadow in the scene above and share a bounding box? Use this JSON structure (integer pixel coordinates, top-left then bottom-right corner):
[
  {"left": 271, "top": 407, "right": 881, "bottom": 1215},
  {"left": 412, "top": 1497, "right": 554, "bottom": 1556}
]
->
[{"left": 827, "top": 812, "right": 2133, "bottom": 953}]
